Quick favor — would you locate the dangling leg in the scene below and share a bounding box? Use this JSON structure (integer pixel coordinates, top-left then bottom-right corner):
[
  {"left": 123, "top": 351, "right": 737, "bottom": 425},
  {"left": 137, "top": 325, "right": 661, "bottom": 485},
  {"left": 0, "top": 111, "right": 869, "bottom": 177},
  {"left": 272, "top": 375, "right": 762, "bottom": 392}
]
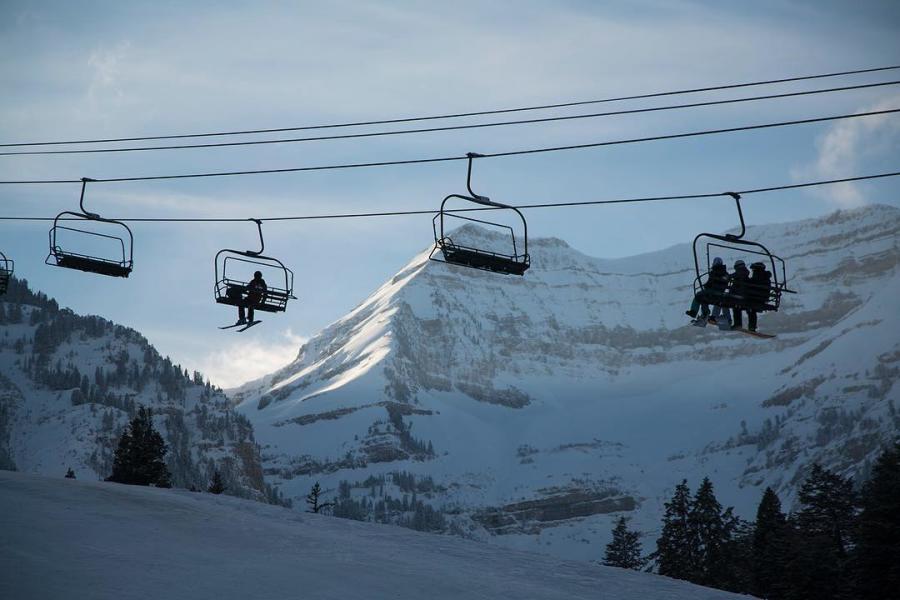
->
[
  {"left": 687, "top": 295, "right": 702, "bottom": 318},
  {"left": 732, "top": 308, "right": 743, "bottom": 329},
  {"left": 238, "top": 304, "right": 247, "bottom": 324},
  {"left": 748, "top": 310, "right": 758, "bottom": 332},
  {"left": 248, "top": 306, "right": 255, "bottom": 323}
]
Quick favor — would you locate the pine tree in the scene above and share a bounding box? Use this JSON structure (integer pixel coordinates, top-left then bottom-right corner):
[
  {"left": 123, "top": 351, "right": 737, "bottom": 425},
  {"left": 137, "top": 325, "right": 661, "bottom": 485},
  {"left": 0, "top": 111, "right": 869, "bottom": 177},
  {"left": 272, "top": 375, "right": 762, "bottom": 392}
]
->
[
  {"left": 656, "top": 479, "right": 696, "bottom": 580},
  {"left": 689, "top": 477, "right": 731, "bottom": 588},
  {"left": 786, "top": 464, "right": 856, "bottom": 600},
  {"left": 207, "top": 470, "right": 225, "bottom": 494},
  {"left": 603, "top": 516, "right": 644, "bottom": 569},
  {"left": 306, "top": 481, "right": 333, "bottom": 514},
  {"left": 854, "top": 442, "right": 900, "bottom": 600},
  {"left": 64, "top": 467, "right": 76, "bottom": 479},
  {"left": 750, "top": 487, "right": 788, "bottom": 599},
  {"left": 105, "top": 406, "right": 172, "bottom": 488}
]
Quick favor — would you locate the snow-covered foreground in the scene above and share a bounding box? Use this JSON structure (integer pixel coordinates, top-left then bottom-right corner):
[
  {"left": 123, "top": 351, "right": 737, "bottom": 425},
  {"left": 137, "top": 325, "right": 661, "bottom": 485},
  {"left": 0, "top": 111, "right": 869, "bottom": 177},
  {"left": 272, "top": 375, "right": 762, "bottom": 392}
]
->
[{"left": 0, "top": 471, "right": 748, "bottom": 600}]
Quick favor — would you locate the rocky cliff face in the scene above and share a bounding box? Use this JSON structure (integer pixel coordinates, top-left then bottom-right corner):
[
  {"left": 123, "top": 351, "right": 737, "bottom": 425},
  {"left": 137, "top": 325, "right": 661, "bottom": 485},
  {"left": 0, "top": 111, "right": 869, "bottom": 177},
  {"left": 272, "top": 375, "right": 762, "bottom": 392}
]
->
[
  {"left": 0, "top": 279, "right": 281, "bottom": 503},
  {"left": 231, "top": 205, "right": 899, "bottom": 560}
]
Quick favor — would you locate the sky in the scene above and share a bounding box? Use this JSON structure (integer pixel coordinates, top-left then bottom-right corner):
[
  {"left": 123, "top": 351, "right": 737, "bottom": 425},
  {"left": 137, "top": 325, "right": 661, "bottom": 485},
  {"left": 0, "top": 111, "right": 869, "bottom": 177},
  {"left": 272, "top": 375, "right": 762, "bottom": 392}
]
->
[{"left": 1, "top": 0, "right": 899, "bottom": 388}]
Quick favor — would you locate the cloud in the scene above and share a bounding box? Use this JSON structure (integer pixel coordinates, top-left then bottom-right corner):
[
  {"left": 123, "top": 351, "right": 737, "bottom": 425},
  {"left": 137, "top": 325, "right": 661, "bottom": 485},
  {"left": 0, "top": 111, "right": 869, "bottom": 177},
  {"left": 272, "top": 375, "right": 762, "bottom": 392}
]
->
[
  {"left": 196, "top": 328, "right": 306, "bottom": 389},
  {"left": 793, "top": 94, "right": 900, "bottom": 208}
]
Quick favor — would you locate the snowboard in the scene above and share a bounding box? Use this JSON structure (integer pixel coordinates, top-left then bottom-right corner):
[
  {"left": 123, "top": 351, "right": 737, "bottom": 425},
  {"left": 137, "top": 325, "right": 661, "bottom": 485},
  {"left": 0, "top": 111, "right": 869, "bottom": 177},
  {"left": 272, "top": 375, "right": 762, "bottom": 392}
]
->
[{"left": 732, "top": 328, "right": 775, "bottom": 339}]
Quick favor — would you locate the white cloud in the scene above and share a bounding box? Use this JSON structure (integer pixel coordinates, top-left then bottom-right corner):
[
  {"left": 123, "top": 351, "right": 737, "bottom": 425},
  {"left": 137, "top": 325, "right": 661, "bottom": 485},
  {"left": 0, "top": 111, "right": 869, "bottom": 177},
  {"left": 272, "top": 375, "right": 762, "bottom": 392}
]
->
[
  {"left": 196, "top": 328, "right": 306, "bottom": 389},
  {"left": 793, "top": 94, "right": 900, "bottom": 208}
]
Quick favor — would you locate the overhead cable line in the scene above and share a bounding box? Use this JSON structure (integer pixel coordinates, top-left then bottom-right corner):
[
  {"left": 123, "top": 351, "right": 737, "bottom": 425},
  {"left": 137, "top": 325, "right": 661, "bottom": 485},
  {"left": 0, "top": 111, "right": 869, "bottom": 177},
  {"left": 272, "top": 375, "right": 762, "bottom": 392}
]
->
[
  {"left": 3, "top": 64, "right": 900, "bottom": 148},
  {"left": 3, "top": 80, "right": 899, "bottom": 156},
  {"left": 1, "top": 108, "right": 897, "bottom": 185},
  {"left": 1, "top": 171, "right": 897, "bottom": 223}
]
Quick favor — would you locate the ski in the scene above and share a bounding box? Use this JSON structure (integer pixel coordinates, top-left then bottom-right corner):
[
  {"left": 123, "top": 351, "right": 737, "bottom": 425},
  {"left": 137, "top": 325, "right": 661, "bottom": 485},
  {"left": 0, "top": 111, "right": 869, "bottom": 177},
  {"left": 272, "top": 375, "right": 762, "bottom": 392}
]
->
[
  {"left": 237, "top": 320, "right": 261, "bottom": 332},
  {"left": 219, "top": 322, "right": 246, "bottom": 330}
]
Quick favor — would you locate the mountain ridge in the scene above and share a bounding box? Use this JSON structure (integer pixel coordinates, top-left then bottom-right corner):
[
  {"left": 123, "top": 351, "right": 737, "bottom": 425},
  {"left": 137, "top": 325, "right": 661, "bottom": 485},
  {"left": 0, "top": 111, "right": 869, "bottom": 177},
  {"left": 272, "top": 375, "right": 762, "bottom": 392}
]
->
[
  {"left": 0, "top": 278, "right": 283, "bottom": 504},
  {"left": 231, "top": 203, "right": 899, "bottom": 561}
]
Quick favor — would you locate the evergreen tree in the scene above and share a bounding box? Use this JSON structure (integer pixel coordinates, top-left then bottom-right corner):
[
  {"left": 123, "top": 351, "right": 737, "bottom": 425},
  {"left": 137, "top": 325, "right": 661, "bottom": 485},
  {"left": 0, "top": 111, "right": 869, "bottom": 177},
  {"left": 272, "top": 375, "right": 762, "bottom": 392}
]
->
[
  {"left": 64, "top": 467, "right": 76, "bottom": 479},
  {"left": 306, "top": 481, "right": 333, "bottom": 514},
  {"left": 786, "top": 464, "right": 856, "bottom": 600},
  {"left": 656, "top": 479, "right": 696, "bottom": 580},
  {"left": 105, "top": 406, "right": 172, "bottom": 488},
  {"left": 750, "top": 487, "right": 788, "bottom": 599},
  {"left": 207, "top": 470, "right": 225, "bottom": 494},
  {"left": 854, "top": 442, "right": 900, "bottom": 599},
  {"left": 603, "top": 516, "right": 644, "bottom": 570},
  {"left": 689, "top": 477, "right": 731, "bottom": 588}
]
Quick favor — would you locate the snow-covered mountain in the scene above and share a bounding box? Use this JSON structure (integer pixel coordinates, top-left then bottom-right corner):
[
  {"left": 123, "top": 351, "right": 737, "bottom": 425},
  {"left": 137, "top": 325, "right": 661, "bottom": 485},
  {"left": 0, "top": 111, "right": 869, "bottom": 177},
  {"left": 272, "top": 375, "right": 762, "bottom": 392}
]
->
[
  {"left": 1, "top": 470, "right": 749, "bottom": 600},
  {"left": 0, "top": 279, "right": 279, "bottom": 503},
  {"left": 231, "top": 204, "right": 900, "bottom": 561}
]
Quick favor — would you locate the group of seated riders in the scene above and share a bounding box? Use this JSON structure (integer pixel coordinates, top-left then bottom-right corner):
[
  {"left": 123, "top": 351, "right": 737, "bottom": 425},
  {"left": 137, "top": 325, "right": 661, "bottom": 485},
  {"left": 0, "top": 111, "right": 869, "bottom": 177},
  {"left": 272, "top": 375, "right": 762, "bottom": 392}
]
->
[
  {"left": 226, "top": 270, "right": 268, "bottom": 325},
  {"left": 686, "top": 257, "right": 773, "bottom": 332}
]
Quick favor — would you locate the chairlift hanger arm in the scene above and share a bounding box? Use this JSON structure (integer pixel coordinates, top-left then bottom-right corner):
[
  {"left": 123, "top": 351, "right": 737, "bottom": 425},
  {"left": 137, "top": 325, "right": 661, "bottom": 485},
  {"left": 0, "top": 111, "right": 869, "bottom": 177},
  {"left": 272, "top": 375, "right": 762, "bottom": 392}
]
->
[
  {"left": 724, "top": 192, "right": 746, "bottom": 240},
  {"left": 248, "top": 218, "right": 265, "bottom": 255},
  {"left": 79, "top": 177, "right": 99, "bottom": 219}
]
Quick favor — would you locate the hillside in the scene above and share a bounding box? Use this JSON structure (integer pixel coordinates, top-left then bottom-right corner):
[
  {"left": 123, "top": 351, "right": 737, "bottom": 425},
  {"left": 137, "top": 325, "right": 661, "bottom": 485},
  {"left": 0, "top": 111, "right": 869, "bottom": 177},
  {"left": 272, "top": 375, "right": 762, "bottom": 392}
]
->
[
  {"left": 0, "top": 471, "right": 750, "bottom": 600},
  {"left": 0, "top": 279, "right": 281, "bottom": 503},
  {"left": 231, "top": 204, "right": 900, "bottom": 560}
]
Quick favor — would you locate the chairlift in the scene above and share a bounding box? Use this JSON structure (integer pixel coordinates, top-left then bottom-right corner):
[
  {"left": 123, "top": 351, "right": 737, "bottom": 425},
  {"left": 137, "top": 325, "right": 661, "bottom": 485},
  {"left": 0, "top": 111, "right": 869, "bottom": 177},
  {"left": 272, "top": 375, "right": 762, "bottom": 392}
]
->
[
  {"left": 692, "top": 192, "right": 796, "bottom": 314},
  {"left": 46, "top": 178, "right": 134, "bottom": 278},
  {"left": 431, "top": 152, "right": 530, "bottom": 276},
  {"left": 0, "top": 250, "right": 13, "bottom": 295},
  {"left": 214, "top": 219, "right": 296, "bottom": 320}
]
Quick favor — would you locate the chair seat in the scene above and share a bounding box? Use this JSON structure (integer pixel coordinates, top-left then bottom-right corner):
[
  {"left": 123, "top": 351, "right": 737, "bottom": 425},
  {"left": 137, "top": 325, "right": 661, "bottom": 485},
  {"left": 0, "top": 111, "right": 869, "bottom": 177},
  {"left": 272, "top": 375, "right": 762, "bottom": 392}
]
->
[
  {"left": 442, "top": 245, "right": 529, "bottom": 276},
  {"left": 55, "top": 253, "right": 132, "bottom": 278},
  {"left": 215, "top": 286, "right": 290, "bottom": 313}
]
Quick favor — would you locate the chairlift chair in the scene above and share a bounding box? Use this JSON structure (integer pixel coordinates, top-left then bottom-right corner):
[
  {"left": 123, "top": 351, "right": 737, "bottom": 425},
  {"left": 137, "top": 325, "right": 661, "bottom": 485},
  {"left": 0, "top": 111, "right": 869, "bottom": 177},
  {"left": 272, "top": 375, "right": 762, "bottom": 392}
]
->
[
  {"left": 431, "top": 153, "right": 530, "bottom": 276},
  {"left": 691, "top": 193, "right": 796, "bottom": 314},
  {"left": 0, "top": 251, "right": 13, "bottom": 295},
  {"left": 214, "top": 219, "right": 296, "bottom": 315},
  {"left": 46, "top": 178, "right": 134, "bottom": 278}
]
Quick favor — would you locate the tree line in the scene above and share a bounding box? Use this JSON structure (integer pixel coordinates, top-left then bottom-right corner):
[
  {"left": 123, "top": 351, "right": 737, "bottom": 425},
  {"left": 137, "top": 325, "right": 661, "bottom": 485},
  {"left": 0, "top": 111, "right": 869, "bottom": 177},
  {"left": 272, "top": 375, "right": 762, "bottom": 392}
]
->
[{"left": 603, "top": 443, "right": 899, "bottom": 599}]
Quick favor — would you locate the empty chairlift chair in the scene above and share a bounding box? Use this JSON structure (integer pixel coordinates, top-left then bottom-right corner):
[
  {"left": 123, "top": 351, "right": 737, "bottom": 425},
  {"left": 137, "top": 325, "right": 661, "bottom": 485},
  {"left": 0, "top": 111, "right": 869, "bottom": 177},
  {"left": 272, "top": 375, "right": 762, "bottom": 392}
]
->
[
  {"left": 0, "top": 251, "right": 13, "bottom": 294},
  {"left": 214, "top": 219, "right": 296, "bottom": 318},
  {"left": 46, "top": 178, "right": 134, "bottom": 278},
  {"left": 691, "top": 192, "right": 796, "bottom": 316},
  {"left": 431, "top": 153, "right": 530, "bottom": 276}
]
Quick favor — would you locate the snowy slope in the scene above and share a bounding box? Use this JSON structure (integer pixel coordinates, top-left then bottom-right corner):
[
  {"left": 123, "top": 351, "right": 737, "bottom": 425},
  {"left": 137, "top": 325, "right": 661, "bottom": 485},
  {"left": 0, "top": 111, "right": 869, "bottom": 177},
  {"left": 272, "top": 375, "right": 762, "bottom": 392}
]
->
[
  {"left": 0, "top": 471, "right": 750, "bottom": 600},
  {"left": 232, "top": 204, "right": 900, "bottom": 561},
  {"left": 0, "top": 280, "right": 277, "bottom": 502}
]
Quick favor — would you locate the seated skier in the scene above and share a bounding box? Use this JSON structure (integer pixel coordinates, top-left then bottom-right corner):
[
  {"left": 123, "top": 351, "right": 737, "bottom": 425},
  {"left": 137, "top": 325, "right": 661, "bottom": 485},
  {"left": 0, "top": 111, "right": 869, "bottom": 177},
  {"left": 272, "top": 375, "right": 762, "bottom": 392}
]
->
[
  {"left": 743, "top": 262, "right": 772, "bottom": 332},
  {"left": 237, "top": 270, "right": 268, "bottom": 325},
  {"left": 728, "top": 259, "right": 751, "bottom": 329},
  {"left": 686, "top": 257, "right": 729, "bottom": 325}
]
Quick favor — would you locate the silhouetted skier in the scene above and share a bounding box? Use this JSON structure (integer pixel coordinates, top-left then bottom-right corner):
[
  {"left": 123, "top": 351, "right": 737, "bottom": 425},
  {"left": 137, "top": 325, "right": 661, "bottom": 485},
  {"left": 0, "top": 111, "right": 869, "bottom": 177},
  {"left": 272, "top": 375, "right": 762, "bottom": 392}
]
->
[
  {"left": 728, "top": 259, "right": 751, "bottom": 329},
  {"left": 238, "top": 271, "right": 267, "bottom": 324},
  {"left": 744, "top": 262, "right": 772, "bottom": 332},
  {"left": 686, "top": 257, "right": 728, "bottom": 323}
]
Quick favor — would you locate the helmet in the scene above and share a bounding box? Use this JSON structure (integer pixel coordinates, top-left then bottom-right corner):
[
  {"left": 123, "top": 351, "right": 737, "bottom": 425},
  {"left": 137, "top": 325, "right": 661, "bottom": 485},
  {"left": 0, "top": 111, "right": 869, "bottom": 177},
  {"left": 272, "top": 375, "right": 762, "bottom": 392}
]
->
[
  {"left": 734, "top": 260, "right": 746, "bottom": 269},
  {"left": 712, "top": 257, "right": 724, "bottom": 267},
  {"left": 750, "top": 262, "right": 765, "bottom": 270},
  {"left": 254, "top": 270, "right": 263, "bottom": 279}
]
